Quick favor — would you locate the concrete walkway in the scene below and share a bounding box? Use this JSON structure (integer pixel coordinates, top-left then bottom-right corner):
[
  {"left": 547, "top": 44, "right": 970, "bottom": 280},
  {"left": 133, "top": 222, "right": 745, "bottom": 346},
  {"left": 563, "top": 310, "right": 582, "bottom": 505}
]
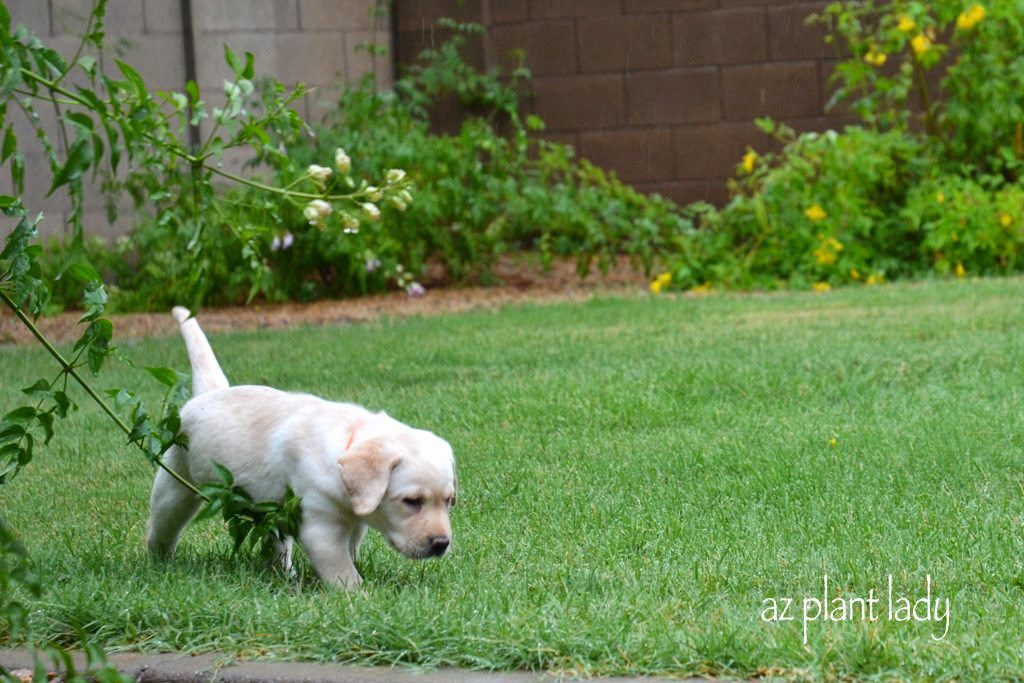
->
[{"left": 0, "top": 649, "right": 709, "bottom": 683}]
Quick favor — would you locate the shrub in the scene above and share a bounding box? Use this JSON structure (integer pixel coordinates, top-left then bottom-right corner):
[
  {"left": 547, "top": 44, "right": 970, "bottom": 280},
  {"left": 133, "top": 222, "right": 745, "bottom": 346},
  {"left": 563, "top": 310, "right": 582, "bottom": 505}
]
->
[
  {"left": 82, "top": 21, "right": 695, "bottom": 310},
  {"left": 662, "top": 0, "right": 1024, "bottom": 292}
]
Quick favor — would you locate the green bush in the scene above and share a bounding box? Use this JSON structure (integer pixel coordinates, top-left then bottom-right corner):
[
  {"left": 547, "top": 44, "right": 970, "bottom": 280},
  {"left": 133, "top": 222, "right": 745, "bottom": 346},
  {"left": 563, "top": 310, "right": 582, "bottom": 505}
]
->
[
  {"left": 82, "top": 21, "right": 694, "bottom": 310},
  {"left": 662, "top": 0, "right": 1024, "bottom": 292}
]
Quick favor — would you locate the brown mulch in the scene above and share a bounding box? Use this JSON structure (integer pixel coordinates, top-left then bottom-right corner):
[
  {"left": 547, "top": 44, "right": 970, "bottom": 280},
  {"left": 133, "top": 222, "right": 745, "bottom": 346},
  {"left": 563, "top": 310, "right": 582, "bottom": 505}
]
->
[{"left": 0, "top": 256, "right": 652, "bottom": 346}]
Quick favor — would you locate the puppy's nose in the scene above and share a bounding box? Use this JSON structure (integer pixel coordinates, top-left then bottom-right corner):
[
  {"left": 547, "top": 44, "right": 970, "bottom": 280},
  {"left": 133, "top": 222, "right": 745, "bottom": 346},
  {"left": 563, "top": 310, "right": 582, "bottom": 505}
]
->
[{"left": 428, "top": 536, "right": 450, "bottom": 557}]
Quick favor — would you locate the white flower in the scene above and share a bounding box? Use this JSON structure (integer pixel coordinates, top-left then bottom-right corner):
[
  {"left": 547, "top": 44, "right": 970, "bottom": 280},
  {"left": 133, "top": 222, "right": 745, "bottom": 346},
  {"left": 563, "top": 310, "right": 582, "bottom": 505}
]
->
[
  {"left": 386, "top": 168, "right": 406, "bottom": 184},
  {"left": 340, "top": 212, "right": 360, "bottom": 233},
  {"left": 365, "top": 257, "right": 382, "bottom": 273},
  {"left": 406, "top": 282, "right": 426, "bottom": 298},
  {"left": 303, "top": 199, "right": 332, "bottom": 227},
  {"left": 334, "top": 148, "right": 351, "bottom": 175},
  {"left": 270, "top": 232, "right": 294, "bottom": 251},
  {"left": 365, "top": 186, "right": 383, "bottom": 202},
  {"left": 306, "top": 164, "right": 333, "bottom": 184},
  {"left": 361, "top": 202, "right": 381, "bottom": 221},
  {"left": 391, "top": 195, "right": 408, "bottom": 212}
]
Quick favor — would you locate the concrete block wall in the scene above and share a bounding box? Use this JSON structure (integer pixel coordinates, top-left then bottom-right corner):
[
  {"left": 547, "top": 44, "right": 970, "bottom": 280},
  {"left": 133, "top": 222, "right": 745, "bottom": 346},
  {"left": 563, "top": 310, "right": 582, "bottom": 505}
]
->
[
  {"left": 2, "top": 0, "right": 392, "bottom": 239},
  {"left": 394, "top": 0, "right": 854, "bottom": 206}
]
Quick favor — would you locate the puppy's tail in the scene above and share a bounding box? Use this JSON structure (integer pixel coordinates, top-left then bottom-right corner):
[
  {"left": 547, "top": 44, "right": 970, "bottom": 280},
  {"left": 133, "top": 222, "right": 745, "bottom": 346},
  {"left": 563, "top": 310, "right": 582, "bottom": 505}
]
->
[{"left": 172, "top": 306, "right": 229, "bottom": 396}]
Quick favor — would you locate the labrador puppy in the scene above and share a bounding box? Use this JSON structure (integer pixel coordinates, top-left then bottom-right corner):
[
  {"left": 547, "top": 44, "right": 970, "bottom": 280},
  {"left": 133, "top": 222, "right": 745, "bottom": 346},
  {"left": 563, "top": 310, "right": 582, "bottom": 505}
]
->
[{"left": 146, "top": 307, "right": 456, "bottom": 589}]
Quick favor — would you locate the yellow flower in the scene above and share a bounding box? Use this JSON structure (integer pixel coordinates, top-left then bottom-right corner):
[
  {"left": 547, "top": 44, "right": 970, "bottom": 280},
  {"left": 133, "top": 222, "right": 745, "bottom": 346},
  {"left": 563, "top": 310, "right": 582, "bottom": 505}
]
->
[
  {"left": 866, "top": 273, "right": 885, "bottom": 286},
  {"left": 999, "top": 212, "right": 1013, "bottom": 227},
  {"left": 813, "top": 236, "right": 844, "bottom": 265},
  {"left": 897, "top": 15, "right": 916, "bottom": 33},
  {"left": 955, "top": 262, "right": 966, "bottom": 278},
  {"left": 956, "top": 4, "right": 986, "bottom": 30},
  {"left": 935, "top": 192, "right": 945, "bottom": 204},
  {"left": 649, "top": 272, "right": 672, "bottom": 294},
  {"left": 911, "top": 34, "right": 931, "bottom": 57},
  {"left": 812, "top": 282, "right": 832, "bottom": 293},
  {"left": 741, "top": 150, "right": 758, "bottom": 174},
  {"left": 850, "top": 268, "right": 861, "bottom": 281},
  {"left": 864, "top": 45, "right": 887, "bottom": 67},
  {"left": 828, "top": 437, "right": 838, "bottom": 448},
  {"left": 688, "top": 282, "right": 713, "bottom": 296},
  {"left": 805, "top": 204, "right": 827, "bottom": 222}
]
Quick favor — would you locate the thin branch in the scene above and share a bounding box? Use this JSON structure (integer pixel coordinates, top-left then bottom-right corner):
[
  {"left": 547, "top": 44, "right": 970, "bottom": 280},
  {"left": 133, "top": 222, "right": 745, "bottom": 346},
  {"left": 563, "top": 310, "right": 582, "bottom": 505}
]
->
[{"left": 0, "top": 290, "right": 207, "bottom": 500}]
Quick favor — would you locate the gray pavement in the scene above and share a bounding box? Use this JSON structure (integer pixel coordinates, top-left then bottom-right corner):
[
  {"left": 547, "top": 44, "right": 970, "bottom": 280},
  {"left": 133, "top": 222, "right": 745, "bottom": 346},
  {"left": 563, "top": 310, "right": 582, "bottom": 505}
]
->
[{"left": 0, "top": 649, "right": 711, "bottom": 683}]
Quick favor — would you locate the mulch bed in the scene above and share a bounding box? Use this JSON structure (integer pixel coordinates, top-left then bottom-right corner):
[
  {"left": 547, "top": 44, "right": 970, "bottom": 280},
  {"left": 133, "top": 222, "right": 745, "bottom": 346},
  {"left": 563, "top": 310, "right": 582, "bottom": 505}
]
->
[{"left": 0, "top": 256, "right": 652, "bottom": 345}]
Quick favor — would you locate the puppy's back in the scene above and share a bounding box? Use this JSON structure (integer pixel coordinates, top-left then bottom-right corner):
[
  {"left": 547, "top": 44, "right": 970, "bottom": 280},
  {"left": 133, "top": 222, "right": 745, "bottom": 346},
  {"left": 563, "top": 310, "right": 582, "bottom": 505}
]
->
[{"left": 179, "top": 386, "right": 365, "bottom": 500}]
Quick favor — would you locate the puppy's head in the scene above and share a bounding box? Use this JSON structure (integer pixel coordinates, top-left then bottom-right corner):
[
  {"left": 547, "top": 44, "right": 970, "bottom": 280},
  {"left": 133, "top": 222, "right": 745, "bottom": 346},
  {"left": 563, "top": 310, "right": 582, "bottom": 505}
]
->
[{"left": 338, "top": 429, "right": 455, "bottom": 560}]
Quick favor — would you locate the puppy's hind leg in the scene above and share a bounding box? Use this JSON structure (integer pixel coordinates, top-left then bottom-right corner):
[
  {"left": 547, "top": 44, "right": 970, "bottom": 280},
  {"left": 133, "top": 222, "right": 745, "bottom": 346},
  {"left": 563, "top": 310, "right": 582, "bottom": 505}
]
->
[
  {"left": 146, "top": 445, "right": 201, "bottom": 559},
  {"left": 271, "top": 536, "right": 296, "bottom": 576}
]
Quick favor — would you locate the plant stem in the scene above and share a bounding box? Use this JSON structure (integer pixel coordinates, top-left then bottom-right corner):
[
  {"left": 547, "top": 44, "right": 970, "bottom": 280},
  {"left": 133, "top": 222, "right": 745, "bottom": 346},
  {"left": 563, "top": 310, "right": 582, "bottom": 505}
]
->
[
  {"left": 0, "top": 290, "right": 206, "bottom": 500},
  {"left": 912, "top": 61, "right": 939, "bottom": 139},
  {"left": 20, "top": 68, "right": 363, "bottom": 202}
]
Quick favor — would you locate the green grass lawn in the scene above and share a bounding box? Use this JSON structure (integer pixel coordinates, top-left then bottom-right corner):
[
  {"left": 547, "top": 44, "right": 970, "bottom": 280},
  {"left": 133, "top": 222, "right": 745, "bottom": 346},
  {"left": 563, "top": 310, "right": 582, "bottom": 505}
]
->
[{"left": 2, "top": 279, "right": 1024, "bottom": 680}]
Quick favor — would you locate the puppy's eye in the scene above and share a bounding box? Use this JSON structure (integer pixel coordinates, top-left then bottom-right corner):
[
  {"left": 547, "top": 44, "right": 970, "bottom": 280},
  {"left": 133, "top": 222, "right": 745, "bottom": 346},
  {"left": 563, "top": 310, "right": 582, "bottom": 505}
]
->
[
  {"left": 402, "top": 497, "right": 424, "bottom": 508},
  {"left": 446, "top": 496, "right": 455, "bottom": 507}
]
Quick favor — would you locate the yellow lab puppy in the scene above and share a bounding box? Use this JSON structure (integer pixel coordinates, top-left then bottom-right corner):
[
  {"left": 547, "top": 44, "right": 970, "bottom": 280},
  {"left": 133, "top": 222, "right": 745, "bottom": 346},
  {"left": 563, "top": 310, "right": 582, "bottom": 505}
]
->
[{"left": 146, "top": 307, "right": 456, "bottom": 589}]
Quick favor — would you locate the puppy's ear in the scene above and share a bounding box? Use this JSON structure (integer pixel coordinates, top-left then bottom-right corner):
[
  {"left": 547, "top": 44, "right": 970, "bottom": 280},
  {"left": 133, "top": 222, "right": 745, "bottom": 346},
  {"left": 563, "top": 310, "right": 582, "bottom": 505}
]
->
[{"left": 338, "top": 439, "right": 400, "bottom": 516}]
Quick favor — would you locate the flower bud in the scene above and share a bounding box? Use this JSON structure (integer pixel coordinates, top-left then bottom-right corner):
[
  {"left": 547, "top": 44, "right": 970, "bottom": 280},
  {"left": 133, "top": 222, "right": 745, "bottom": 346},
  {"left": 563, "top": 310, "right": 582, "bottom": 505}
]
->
[
  {"left": 306, "top": 164, "right": 333, "bottom": 184},
  {"left": 340, "top": 212, "right": 360, "bottom": 233},
  {"left": 361, "top": 202, "right": 381, "bottom": 221},
  {"left": 365, "top": 186, "right": 383, "bottom": 202},
  {"left": 334, "top": 148, "right": 351, "bottom": 175},
  {"left": 386, "top": 168, "right": 406, "bottom": 184},
  {"left": 303, "top": 199, "right": 332, "bottom": 227}
]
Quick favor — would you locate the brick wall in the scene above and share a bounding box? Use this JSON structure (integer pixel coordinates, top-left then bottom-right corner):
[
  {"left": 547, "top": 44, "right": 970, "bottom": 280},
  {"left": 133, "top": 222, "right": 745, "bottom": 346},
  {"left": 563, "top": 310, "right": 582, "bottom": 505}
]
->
[
  {"left": 395, "top": 0, "right": 854, "bottom": 206},
  {"left": 3, "top": 0, "right": 392, "bottom": 239}
]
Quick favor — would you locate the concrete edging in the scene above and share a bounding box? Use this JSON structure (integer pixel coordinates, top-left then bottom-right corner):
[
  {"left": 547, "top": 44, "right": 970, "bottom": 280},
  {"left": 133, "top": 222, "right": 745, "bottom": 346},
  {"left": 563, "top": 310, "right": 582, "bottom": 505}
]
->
[{"left": 0, "top": 648, "right": 705, "bottom": 683}]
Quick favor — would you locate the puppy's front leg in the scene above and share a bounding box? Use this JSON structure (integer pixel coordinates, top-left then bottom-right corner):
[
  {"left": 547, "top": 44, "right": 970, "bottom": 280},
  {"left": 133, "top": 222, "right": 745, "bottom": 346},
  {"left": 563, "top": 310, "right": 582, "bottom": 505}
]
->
[
  {"left": 349, "top": 523, "right": 367, "bottom": 562},
  {"left": 299, "top": 514, "right": 362, "bottom": 589}
]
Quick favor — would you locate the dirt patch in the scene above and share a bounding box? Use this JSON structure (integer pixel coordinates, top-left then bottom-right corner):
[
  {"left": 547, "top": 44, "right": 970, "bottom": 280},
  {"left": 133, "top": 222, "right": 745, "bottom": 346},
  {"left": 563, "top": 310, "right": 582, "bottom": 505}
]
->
[{"left": 0, "top": 256, "right": 651, "bottom": 345}]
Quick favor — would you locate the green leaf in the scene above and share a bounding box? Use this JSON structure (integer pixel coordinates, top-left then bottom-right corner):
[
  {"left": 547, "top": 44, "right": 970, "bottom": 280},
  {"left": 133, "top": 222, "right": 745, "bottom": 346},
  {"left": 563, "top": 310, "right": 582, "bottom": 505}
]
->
[
  {"left": 2, "top": 126, "right": 15, "bottom": 162},
  {"left": 52, "top": 391, "right": 73, "bottom": 418},
  {"left": 10, "top": 151, "right": 23, "bottom": 193},
  {"left": 1, "top": 407, "right": 38, "bottom": 427},
  {"left": 109, "top": 389, "right": 136, "bottom": 411},
  {"left": 242, "top": 52, "right": 255, "bottom": 80},
  {"left": 224, "top": 45, "right": 242, "bottom": 76},
  {"left": 36, "top": 411, "right": 54, "bottom": 444},
  {"left": 115, "top": 59, "right": 147, "bottom": 98},
  {"left": 47, "top": 136, "right": 93, "bottom": 196},
  {"left": 21, "top": 379, "right": 51, "bottom": 398},
  {"left": 145, "top": 366, "right": 179, "bottom": 387},
  {"left": 65, "top": 111, "right": 94, "bottom": 133},
  {"left": 79, "top": 280, "right": 107, "bottom": 322},
  {"left": 212, "top": 463, "right": 234, "bottom": 487},
  {"left": 128, "top": 414, "right": 151, "bottom": 444},
  {"left": 86, "top": 318, "right": 114, "bottom": 375},
  {"left": 63, "top": 261, "right": 100, "bottom": 284}
]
